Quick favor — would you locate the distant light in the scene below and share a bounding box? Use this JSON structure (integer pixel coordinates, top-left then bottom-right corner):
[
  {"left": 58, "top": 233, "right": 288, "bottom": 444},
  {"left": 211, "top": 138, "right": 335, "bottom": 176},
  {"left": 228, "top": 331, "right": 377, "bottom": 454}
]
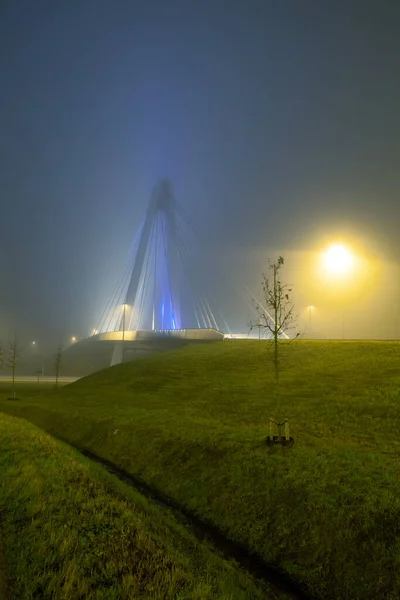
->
[
  {"left": 32, "top": 341, "right": 36, "bottom": 345},
  {"left": 322, "top": 244, "right": 354, "bottom": 276},
  {"left": 71, "top": 336, "right": 76, "bottom": 343}
]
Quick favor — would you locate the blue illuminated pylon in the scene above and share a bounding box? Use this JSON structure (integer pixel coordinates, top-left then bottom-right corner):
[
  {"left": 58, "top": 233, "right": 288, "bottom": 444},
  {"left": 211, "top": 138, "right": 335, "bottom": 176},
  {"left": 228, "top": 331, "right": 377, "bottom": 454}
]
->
[
  {"left": 122, "top": 179, "right": 181, "bottom": 331},
  {"left": 96, "top": 177, "right": 228, "bottom": 340}
]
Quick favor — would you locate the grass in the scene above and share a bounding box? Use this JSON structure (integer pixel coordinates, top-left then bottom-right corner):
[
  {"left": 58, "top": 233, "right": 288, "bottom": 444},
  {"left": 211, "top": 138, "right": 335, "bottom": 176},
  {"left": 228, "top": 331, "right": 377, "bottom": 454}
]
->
[
  {"left": 0, "top": 412, "right": 276, "bottom": 600},
  {"left": 0, "top": 534, "right": 10, "bottom": 600},
  {"left": 1, "top": 340, "right": 400, "bottom": 599}
]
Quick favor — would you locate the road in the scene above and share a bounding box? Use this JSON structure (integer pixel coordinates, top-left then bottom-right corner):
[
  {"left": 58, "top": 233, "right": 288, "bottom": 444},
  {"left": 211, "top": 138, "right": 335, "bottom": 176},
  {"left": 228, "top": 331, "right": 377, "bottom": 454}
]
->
[{"left": 0, "top": 376, "right": 79, "bottom": 384}]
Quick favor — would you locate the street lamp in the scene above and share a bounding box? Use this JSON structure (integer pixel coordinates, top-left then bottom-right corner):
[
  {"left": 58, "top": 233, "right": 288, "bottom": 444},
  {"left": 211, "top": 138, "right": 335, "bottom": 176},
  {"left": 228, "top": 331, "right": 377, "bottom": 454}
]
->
[
  {"left": 122, "top": 303, "right": 127, "bottom": 341},
  {"left": 321, "top": 243, "right": 356, "bottom": 339},
  {"left": 322, "top": 244, "right": 354, "bottom": 277},
  {"left": 307, "top": 306, "right": 314, "bottom": 328},
  {"left": 71, "top": 336, "right": 76, "bottom": 343}
]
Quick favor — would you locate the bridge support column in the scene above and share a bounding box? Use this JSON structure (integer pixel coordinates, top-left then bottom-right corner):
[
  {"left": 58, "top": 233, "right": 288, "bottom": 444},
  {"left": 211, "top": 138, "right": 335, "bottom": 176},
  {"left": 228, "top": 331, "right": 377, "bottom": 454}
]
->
[{"left": 111, "top": 342, "right": 124, "bottom": 366}]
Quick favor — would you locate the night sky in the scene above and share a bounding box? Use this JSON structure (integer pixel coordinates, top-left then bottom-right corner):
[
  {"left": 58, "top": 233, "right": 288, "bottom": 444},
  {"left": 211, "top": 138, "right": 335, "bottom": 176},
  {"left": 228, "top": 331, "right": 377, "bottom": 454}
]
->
[{"left": 1, "top": 0, "right": 400, "bottom": 344}]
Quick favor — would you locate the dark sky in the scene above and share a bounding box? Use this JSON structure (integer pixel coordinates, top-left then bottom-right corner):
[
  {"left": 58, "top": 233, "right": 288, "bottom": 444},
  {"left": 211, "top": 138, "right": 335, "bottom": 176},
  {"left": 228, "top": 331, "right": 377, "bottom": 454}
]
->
[{"left": 1, "top": 0, "right": 399, "bottom": 343}]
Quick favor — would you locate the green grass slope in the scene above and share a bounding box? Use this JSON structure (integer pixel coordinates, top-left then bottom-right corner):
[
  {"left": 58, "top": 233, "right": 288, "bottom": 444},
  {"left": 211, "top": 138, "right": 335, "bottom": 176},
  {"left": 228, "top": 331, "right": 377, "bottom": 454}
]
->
[
  {"left": 1, "top": 340, "right": 400, "bottom": 599},
  {"left": 0, "top": 412, "right": 276, "bottom": 600},
  {"left": 0, "top": 534, "right": 10, "bottom": 600}
]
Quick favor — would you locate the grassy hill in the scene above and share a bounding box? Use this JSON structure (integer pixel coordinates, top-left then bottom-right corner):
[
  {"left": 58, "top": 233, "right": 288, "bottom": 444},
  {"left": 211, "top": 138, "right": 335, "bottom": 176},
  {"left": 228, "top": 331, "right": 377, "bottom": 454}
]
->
[
  {"left": 0, "top": 412, "right": 274, "bottom": 600},
  {"left": 1, "top": 340, "right": 400, "bottom": 599},
  {"left": 0, "top": 534, "right": 9, "bottom": 600}
]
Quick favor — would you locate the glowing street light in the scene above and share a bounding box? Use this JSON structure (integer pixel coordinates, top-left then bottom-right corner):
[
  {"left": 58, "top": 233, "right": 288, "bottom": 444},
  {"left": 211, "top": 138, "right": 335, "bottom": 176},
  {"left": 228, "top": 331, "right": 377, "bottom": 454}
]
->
[
  {"left": 320, "top": 243, "right": 358, "bottom": 339},
  {"left": 122, "top": 303, "right": 128, "bottom": 341},
  {"left": 307, "top": 305, "right": 315, "bottom": 328},
  {"left": 32, "top": 341, "right": 36, "bottom": 346},
  {"left": 71, "top": 336, "right": 76, "bottom": 343},
  {"left": 322, "top": 244, "right": 354, "bottom": 276}
]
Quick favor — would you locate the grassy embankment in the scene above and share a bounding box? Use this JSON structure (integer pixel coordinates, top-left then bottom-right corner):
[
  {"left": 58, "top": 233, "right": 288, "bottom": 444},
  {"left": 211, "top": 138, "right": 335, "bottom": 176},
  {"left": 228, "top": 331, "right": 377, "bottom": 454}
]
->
[
  {"left": 0, "top": 533, "right": 9, "bottom": 600},
  {"left": 0, "top": 412, "right": 276, "bottom": 600},
  {"left": 1, "top": 340, "right": 400, "bottom": 599}
]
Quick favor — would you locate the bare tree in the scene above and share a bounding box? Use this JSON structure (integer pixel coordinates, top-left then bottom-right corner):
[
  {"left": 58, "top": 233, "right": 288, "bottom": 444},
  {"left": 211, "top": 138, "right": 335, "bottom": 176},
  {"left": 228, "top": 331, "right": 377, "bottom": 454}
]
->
[
  {"left": 249, "top": 256, "right": 298, "bottom": 383},
  {"left": 7, "top": 337, "right": 22, "bottom": 399},
  {"left": 54, "top": 345, "right": 63, "bottom": 386},
  {"left": 249, "top": 257, "right": 298, "bottom": 445}
]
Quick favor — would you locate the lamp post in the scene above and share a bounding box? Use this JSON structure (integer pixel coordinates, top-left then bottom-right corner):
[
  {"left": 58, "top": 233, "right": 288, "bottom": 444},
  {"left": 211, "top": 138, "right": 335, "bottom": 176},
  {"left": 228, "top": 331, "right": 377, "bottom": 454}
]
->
[
  {"left": 307, "top": 305, "right": 314, "bottom": 329},
  {"left": 320, "top": 244, "right": 356, "bottom": 340},
  {"left": 122, "top": 303, "right": 127, "bottom": 342}
]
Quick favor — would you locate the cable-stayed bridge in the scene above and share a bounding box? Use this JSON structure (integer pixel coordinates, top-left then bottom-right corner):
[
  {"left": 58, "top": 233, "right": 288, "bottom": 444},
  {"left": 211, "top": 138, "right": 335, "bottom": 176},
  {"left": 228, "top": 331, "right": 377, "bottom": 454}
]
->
[
  {"left": 88, "top": 179, "right": 231, "bottom": 366},
  {"left": 63, "top": 178, "right": 285, "bottom": 374},
  {"left": 95, "top": 178, "right": 226, "bottom": 335}
]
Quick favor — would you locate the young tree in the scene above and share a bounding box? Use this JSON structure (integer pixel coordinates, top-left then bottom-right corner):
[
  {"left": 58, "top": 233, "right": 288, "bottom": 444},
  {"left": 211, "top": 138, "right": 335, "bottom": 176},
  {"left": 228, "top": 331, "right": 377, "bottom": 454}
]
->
[
  {"left": 249, "top": 257, "right": 298, "bottom": 444},
  {"left": 7, "top": 336, "right": 22, "bottom": 399},
  {"left": 250, "top": 256, "right": 298, "bottom": 383},
  {"left": 54, "top": 344, "right": 63, "bottom": 386}
]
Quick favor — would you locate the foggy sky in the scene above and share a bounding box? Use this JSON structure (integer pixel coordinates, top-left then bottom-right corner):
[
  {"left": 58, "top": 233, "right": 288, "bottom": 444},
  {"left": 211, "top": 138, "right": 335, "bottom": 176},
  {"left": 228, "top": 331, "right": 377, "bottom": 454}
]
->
[{"left": 1, "top": 0, "right": 400, "bottom": 344}]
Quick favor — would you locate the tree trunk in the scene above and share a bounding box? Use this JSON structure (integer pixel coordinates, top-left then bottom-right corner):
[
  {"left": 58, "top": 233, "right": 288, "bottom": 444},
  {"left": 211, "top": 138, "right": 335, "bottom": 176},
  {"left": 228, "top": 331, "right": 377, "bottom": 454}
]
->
[
  {"left": 12, "top": 362, "right": 15, "bottom": 398},
  {"left": 273, "top": 263, "right": 279, "bottom": 385}
]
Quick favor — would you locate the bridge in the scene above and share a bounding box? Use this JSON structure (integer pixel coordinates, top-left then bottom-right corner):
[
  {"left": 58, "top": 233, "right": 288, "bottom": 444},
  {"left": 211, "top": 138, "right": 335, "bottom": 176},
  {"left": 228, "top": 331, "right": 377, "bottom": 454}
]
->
[
  {"left": 95, "top": 179, "right": 226, "bottom": 335},
  {"left": 64, "top": 178, "right": 282, "bottom": 374},
  {"left": 67, "top": 179, "right": 228, "bottom": 370}
]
